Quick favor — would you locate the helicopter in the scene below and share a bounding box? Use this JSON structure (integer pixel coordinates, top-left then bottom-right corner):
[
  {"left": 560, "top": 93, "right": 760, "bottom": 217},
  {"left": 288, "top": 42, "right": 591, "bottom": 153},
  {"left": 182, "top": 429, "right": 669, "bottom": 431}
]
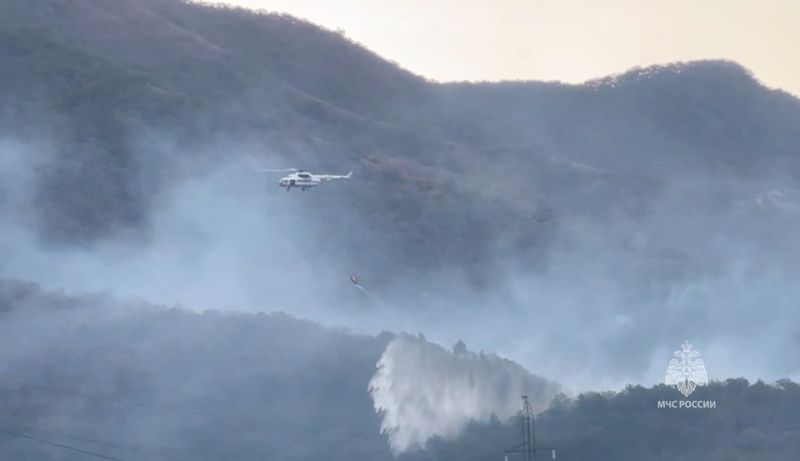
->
[{"left": 258, "top": 168, "right": 353, "bottom": 191}]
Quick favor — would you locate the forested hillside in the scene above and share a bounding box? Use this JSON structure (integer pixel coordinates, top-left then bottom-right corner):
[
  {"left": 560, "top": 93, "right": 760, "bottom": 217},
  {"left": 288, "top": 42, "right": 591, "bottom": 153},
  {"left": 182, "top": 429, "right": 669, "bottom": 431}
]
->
[
  {"left": 2, "top": 0, "right": 799, "bottom": 287},
  {"left": 2, "top": 1, "right": 800, "bottom": 459},
  {"left": 2, "top": 280, "right": 799, "bottom": 461},
  {"left": 411, "top": 378, "right": 800, "bottom": 461}
]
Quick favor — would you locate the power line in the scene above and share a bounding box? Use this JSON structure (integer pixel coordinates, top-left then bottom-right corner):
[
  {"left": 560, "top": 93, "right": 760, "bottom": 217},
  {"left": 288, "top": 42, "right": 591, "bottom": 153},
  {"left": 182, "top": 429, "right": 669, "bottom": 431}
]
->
[
  {"left": 0, "top": 378, "right": 280, "bottom": 432},
  {"left": 0, "top": 379, "right": 211, "bottom": 419},
  {"left": 0, "top": 377, "right": 277, "bottom": 458},
  {"left": 0, "top": 428, "right": 124, "bottom": 461},
  {"left": 11, "top": 423, "right": 172, "bottom": 460}
]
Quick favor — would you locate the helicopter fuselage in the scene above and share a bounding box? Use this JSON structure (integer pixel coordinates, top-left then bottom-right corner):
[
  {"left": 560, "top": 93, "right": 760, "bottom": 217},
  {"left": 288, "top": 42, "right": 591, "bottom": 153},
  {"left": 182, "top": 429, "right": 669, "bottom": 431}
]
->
[{"left": 278, "top": 170, "right": 352, "bottom": 191}]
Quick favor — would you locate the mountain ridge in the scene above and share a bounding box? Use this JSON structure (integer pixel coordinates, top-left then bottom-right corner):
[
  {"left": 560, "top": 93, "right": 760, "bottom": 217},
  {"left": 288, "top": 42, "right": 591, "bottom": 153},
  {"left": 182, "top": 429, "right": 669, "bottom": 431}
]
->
[
  {"left": 3, "top": 3, "right": 800, "bottom": 459},
  {"left": 2, "top": 0, "right": 800, "bottom": 284}
]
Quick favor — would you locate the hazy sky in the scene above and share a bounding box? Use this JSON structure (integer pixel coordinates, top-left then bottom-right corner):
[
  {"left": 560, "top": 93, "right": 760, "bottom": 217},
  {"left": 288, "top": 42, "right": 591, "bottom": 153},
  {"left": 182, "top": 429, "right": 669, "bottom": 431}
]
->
[{"left": 213, "top": 0, "right": 799, "bottom": 95}]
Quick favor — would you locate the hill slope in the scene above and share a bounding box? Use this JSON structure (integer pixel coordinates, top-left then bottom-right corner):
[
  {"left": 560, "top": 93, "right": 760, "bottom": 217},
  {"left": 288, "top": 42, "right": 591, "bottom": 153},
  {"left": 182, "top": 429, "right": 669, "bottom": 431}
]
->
[
  {"left": 3, "top": 2, "right": 800, "bottom": 458},
  {"left": 2, "top": 280, "right": 800, "bottom": 461},
  {"left": 2, "top": 0, "right": 799, "bottom": 284}
]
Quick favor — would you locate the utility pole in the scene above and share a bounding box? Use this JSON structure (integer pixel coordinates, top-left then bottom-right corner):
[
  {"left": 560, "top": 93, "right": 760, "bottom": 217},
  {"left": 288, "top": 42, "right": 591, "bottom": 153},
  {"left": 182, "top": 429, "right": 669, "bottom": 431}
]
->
[{"left": 504, "top": 396, "right": 556, "bottom": 461}]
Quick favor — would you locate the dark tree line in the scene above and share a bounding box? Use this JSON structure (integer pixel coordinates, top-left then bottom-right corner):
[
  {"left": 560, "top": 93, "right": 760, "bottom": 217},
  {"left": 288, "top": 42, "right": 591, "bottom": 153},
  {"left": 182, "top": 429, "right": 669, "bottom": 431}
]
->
[
  {"left": 409, "top": 379, "right": 800, "bottom": 461},
  {"left": 2, "top": 280, "right": 800, "bottom": 460}
]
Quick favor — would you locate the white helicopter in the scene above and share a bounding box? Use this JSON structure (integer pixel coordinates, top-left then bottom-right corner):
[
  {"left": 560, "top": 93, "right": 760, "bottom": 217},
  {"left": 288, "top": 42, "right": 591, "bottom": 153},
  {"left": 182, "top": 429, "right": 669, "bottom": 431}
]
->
[{"left": 259, "top": 168, "right": 353, "bottom": 191}]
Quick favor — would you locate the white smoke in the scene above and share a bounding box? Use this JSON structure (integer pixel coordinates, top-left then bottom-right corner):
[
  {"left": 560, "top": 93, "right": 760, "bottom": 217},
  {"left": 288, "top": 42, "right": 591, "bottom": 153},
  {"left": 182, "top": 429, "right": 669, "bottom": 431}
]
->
[{"left": 368, "top": 334, "right": 560, "bottom": 455}]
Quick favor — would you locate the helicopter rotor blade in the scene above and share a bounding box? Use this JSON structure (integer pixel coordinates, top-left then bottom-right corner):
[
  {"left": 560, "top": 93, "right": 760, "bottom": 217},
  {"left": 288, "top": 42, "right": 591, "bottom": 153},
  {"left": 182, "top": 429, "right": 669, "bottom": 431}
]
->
[{"left": 256, "top": 168, "right": 299, "bottom": 173}]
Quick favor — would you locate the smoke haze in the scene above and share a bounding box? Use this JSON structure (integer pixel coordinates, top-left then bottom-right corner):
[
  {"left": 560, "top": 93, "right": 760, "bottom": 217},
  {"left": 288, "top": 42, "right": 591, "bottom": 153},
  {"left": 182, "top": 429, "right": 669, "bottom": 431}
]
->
[
  {"left": 2, "top": 2, "right": 800, "bottom": 457},
  {"left": 3, "top": 125, "right": 800, "bottom": 394}
]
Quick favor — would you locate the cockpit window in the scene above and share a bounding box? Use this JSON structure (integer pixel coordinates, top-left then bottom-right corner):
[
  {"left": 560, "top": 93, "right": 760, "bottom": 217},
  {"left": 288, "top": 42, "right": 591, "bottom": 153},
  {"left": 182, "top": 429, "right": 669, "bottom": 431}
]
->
[{"left": 298, "top": 173, "right": 311, "bottom": 178}]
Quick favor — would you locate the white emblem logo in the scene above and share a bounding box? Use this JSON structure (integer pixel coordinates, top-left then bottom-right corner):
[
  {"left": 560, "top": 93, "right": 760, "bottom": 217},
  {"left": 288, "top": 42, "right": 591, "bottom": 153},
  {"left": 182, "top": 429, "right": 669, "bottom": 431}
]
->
[{"left": 665, "top": 341, "right": 708, "bottom": 397}]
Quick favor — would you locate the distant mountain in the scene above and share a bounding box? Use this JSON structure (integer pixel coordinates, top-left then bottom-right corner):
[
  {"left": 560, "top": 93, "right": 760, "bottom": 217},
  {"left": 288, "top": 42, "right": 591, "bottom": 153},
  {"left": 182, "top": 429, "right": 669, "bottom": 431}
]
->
[
  {"left": 2, "top": 0, "right": 799, "bottom": 291},
  {"left": 2, "top": 4, "right": 800, "bottom": 457}
]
